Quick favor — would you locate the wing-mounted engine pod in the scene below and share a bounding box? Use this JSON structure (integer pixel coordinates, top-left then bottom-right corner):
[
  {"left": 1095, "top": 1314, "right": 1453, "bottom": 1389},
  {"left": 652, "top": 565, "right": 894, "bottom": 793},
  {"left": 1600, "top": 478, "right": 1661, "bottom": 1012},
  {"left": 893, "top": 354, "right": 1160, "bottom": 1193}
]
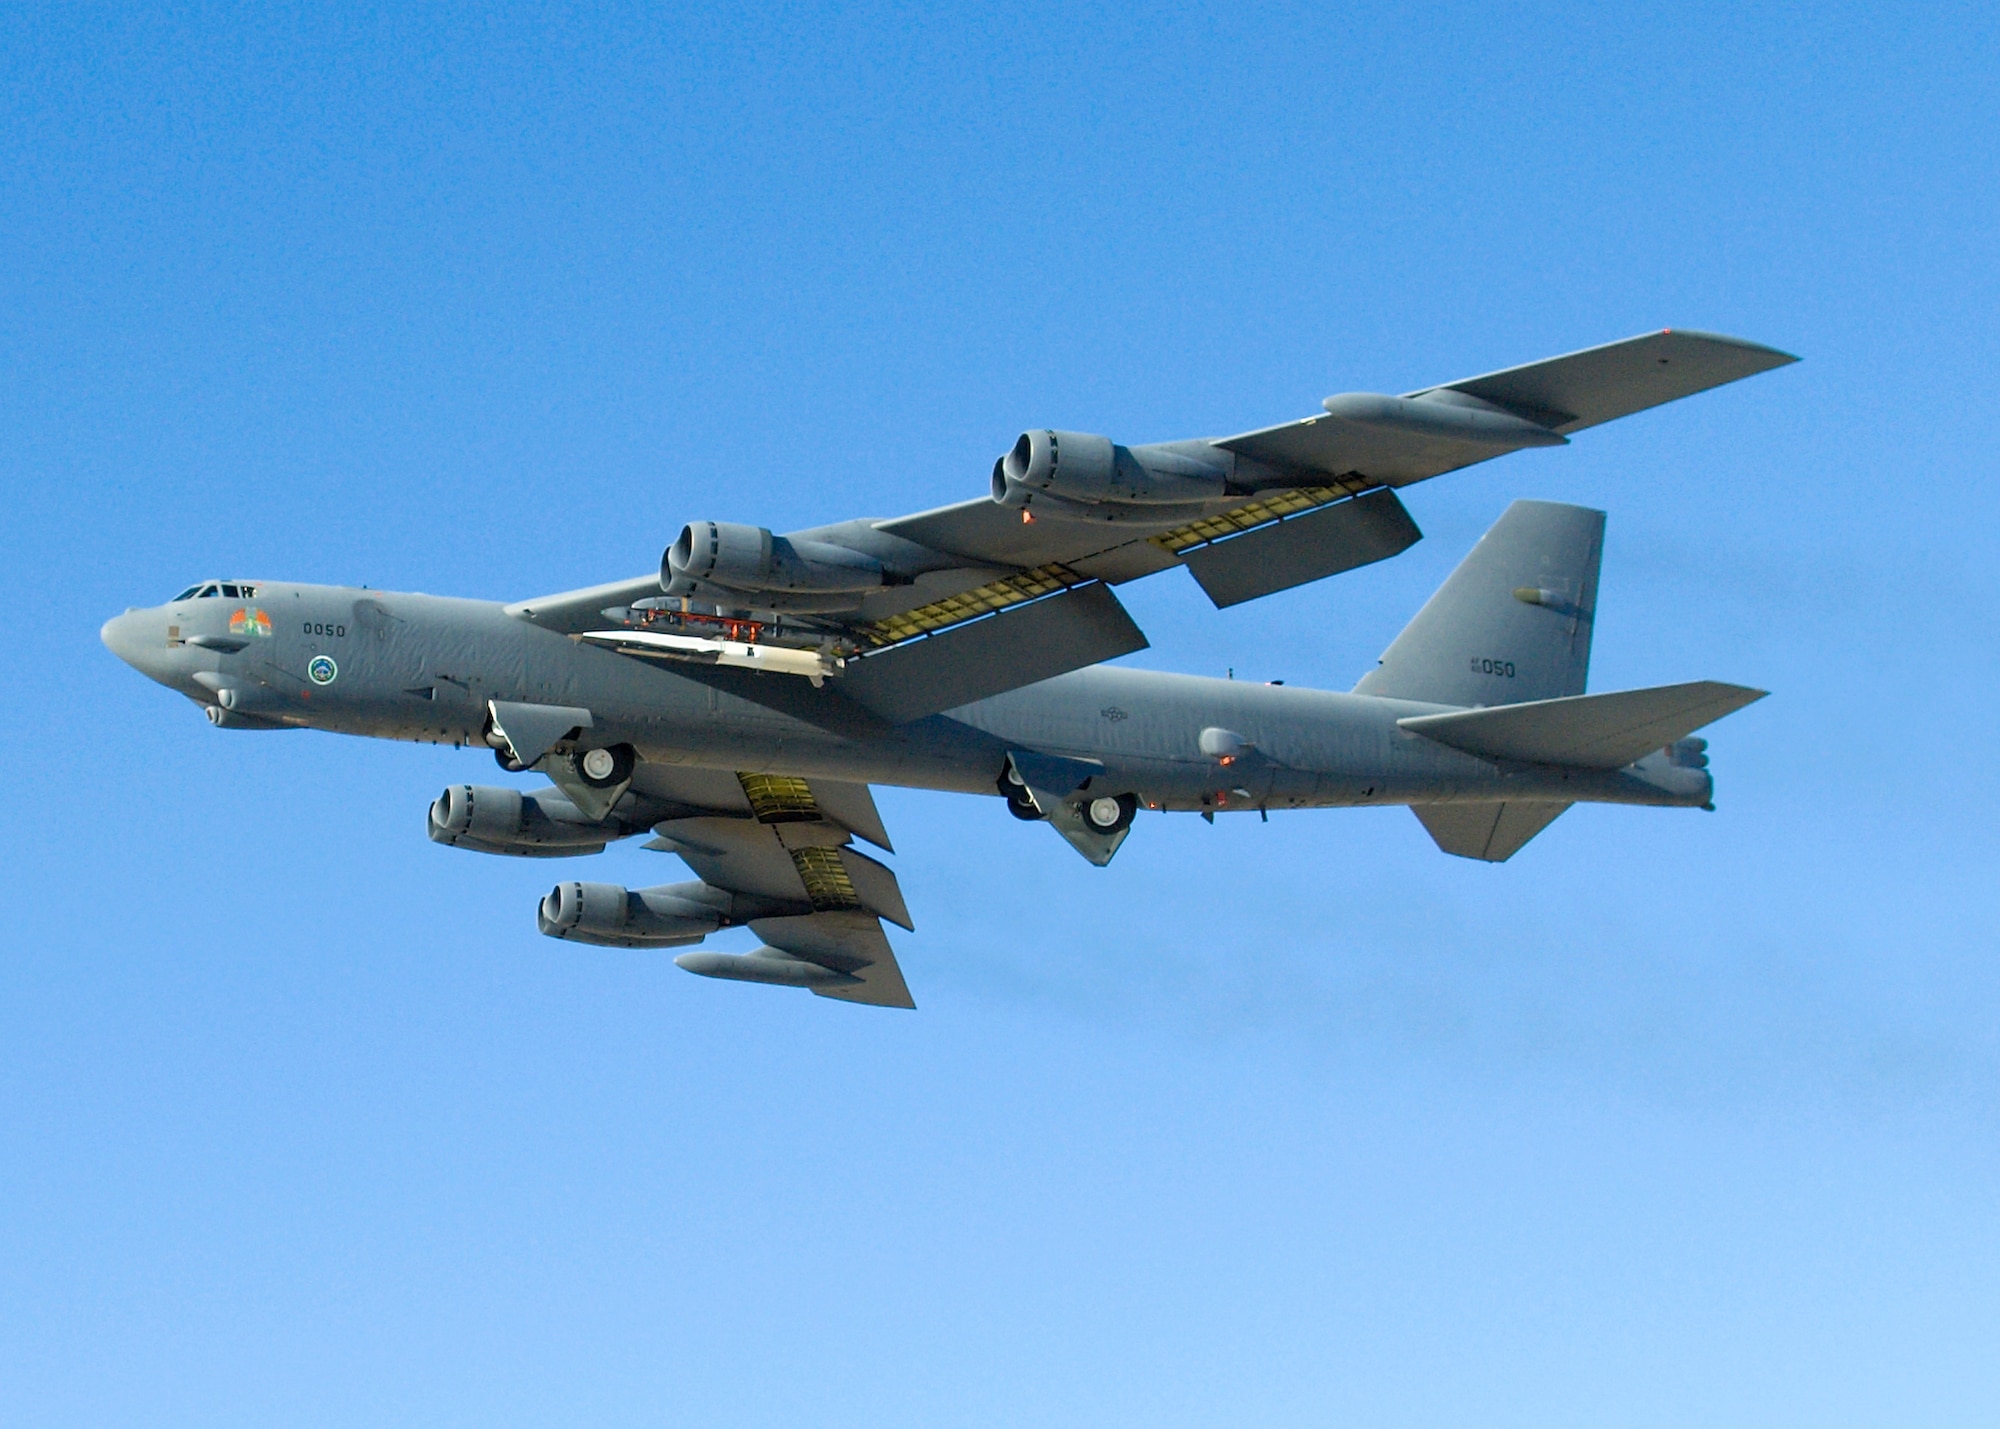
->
[
  {"left": 428, "top": 784, "right": 614, "bottom": 857},
  {"left": 992, "top": 430, "right": 1227, "bottom": 511},
  {"left": 432, "top": 784, "right": 528, "bottom": 844},
  {"left": 538, "top": 880, "right": 726, "bottom": 947},
  {"left": 993, "top": 429, "right": 1116, "bottom": 506},
  {"left": 664, "top": 521, "right": 885, "bottom": 596}
]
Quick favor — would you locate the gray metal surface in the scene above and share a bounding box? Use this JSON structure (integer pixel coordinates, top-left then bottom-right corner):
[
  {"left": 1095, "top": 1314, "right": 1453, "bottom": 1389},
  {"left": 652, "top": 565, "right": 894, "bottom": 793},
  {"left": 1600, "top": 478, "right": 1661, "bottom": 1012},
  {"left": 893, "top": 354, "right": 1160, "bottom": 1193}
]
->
[
  {"left": 1181, "top": 488, "right": 1422, "bottom": 608},
  {"left": 1216, "top": 331, "right": 1795, "bottom": 481},
  {"left": 102, "top": 329, "right": 1795, "bottom": 1010},
  {"left": 509, "top": 331, "right": 1795, "bottom": 691},
  {"left": 1413, "top": 802, "right": 1573, "bottom": 862},
  {"left": 1354, "top": 499, "right": 1604, "bottom": 707},
  {"left": 841, "top": 582, "right": 1148, "bottom": 723},
  {"left": 1399, "top": 681, "right": 1767, "bottom": 770},
  {"left": 1421, "top": 329, "right": 1798, "bottom": 433}
]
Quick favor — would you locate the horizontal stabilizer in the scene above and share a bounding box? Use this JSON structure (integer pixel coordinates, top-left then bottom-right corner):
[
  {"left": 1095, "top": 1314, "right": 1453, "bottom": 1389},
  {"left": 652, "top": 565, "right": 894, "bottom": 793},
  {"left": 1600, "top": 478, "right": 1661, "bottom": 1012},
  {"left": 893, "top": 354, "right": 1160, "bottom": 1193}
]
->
[
  {"left": 1399, "top": 681, "right": 1766, "bottom": 770},
  {"left": 1413, "top": 801, "right": 1571, "bottom": 862}
]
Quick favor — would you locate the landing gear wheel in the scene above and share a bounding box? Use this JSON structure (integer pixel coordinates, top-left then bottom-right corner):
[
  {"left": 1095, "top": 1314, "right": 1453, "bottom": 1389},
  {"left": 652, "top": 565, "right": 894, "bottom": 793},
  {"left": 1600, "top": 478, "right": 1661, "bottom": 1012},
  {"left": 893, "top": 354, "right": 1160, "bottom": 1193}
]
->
[
  {"left": 997, "top": 765, "right": 1044, "bottom": 822},
  {"left": 575, "top": 743, "right": 636, "bottom": 789},
  {"left": 1083, "top": 793, "right": 1137, "bottom": 834},
  {"left": 494, "top": 747, "right": 527, "bottom": 774}
]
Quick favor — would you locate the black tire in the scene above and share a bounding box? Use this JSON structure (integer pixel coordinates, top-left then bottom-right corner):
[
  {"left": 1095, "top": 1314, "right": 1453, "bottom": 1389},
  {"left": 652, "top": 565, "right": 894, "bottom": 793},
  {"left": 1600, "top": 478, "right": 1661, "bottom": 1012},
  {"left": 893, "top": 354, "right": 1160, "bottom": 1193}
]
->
[
  {"left": 575, "top": 743, "right": 637, "bottom": 789},
  {"left": 494, "top": 747, "right": 527, "bottom": 774},
  {"left": 1005, "top": 788, "right": 1043, "bottom": 821},
  {"left": 1082, "top": 792, "right": 1137, "bottom": 834},
  {"left": 997, "top": 766, "right": 1044, "bottom": 821}
]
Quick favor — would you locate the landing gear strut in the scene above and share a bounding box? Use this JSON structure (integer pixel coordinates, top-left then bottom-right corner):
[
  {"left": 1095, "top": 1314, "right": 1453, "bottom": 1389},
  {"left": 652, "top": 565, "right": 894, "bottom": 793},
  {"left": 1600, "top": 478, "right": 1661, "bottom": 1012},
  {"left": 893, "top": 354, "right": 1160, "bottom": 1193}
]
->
[{"left": 998, "top": 765, "right": 1043, "bottom": 821}]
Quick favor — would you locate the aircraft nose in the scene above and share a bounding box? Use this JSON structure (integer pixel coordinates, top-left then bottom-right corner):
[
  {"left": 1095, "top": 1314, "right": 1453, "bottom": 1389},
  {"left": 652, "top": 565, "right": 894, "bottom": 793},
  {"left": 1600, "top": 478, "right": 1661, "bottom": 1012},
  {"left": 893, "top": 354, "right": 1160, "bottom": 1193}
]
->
[{"left": 100, "top": 609, "right": 156, "bottom": 673}]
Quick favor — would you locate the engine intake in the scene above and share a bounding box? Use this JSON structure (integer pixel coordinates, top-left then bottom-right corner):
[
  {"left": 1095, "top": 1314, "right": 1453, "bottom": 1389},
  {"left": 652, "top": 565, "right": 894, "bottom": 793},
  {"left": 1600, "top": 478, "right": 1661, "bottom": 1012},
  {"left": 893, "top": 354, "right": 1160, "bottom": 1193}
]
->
[
  {"left": 664, "top": 521, "right": 885, "bottom": 597},
  {"left": 537, "top": 880, "right": 729, "bottom": 948},
  {"left": 428, "top": 784, "right": 616, "bottom": 858},
  {"left": 991, "top": 431, "right": 1226, "bottom": 512}
]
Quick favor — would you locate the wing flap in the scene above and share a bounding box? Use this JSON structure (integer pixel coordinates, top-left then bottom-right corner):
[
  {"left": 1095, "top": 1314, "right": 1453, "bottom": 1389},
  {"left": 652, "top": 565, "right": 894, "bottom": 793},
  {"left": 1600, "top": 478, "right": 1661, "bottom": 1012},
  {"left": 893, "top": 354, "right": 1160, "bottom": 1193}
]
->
[
  {"left": 640, "top": 769, "right": 919, "bottom": 1006},
  {"left": 1398, "top": 681, "right": 1767, "bottom": 769},
  {"left": 1180, "top": 488, "right": 1421, "bottom": 608},
  {"left": 842, "top": 582, "right": 1148, "bottom": 723},
  {"left": 512, "top": 330, "right": 1793, "bottom": 636},
  {"left": 747, "top": 910, "right": 916, "bottom": 1009},
  {"left": 647, "top": 815, "right": 813, "bottom": 902}
]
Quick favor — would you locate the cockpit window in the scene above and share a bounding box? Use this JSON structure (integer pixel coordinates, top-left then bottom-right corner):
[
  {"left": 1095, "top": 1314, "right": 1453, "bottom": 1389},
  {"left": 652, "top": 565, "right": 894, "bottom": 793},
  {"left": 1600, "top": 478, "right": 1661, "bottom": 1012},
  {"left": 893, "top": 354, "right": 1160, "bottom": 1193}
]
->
[
  {"left": 221, "top": 584, "right": 240, "bottom": 598},
  {"left": 172, "top": 585, "right": 202, "bottom": 601},
  {"left": 171, "top": 581, "right": 250, "bottom": 600}
]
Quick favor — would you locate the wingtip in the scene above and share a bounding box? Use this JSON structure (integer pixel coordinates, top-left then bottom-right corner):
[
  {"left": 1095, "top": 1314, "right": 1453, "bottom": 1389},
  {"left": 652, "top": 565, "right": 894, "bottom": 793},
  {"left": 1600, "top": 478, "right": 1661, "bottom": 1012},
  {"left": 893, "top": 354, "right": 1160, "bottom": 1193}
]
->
[
  {"left": 1663, "top": 329, "right": 1802, "bottom": 365},
  {"left": 1713, "top": 683, "right": 1771, "bottom": 711}
]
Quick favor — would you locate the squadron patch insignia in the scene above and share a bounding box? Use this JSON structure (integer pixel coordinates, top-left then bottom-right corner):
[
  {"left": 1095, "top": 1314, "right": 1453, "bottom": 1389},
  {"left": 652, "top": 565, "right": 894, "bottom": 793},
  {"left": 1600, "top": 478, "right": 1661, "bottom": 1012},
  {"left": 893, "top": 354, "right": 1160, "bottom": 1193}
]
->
[
  {"left": 307, "top": 655, "right": 338, "bottom": 685},
  {"left": 230, "top": 607, "right": 273, "bottom": 638}
]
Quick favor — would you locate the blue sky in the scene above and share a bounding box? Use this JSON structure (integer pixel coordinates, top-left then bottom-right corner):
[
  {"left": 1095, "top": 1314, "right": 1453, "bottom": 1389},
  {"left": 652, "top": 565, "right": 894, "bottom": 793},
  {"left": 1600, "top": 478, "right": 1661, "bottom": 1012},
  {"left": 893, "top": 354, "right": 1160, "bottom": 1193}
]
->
[{"left": 4, "top": 3, "right": 1998, "bottom": 1424}]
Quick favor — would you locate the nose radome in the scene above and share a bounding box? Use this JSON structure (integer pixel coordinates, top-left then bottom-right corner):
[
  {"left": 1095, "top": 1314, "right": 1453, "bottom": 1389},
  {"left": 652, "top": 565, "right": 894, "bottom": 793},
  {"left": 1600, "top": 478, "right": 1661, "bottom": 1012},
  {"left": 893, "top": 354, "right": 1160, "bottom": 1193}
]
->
[{"left": 100, "top": 610, "right": 151, "bottom": 670}]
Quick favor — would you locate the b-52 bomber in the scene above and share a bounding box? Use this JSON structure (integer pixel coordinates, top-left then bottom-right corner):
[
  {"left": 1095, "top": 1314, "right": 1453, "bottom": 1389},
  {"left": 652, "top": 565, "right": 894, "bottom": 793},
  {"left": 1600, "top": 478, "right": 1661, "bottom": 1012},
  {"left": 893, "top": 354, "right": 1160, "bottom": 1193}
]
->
[{"left": 104, "top": 330, "right": 1794, "bottom": 1008}]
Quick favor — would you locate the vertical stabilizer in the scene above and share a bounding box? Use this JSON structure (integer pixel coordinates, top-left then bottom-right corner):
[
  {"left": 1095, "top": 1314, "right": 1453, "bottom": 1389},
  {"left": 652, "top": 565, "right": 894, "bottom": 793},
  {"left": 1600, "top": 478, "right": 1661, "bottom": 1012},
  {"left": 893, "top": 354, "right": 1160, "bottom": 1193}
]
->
[
  {"left": 1412, "top": 802, "right": 1572, "bottom": 861},
  {"left": 1354, "top": 500, "right": 1603, "bottom": 707}
]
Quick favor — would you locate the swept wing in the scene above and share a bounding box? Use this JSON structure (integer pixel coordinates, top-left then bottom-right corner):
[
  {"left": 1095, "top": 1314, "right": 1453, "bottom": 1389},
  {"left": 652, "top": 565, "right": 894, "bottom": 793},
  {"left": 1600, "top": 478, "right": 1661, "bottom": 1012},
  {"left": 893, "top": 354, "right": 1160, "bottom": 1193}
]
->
[
  {"left": 511, "top": 331, "right": 1794, "bottom": 722},
  {"left": 635, "top": 767, "right": 916, "bottom": 1008}
]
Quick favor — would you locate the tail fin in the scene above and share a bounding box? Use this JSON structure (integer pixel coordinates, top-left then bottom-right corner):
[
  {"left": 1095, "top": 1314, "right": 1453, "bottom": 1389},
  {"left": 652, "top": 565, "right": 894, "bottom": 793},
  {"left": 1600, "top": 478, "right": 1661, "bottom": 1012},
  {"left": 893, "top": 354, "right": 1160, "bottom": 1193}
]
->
[
  {"left": 1400, "top": 681, "right": 1766, "bottom": 863},
  {"left": 1354, "top": 500, "right": 1603, "bottom": 706},
  {"left": 1412, "top": 802, "right": 1571, "bottom": 862}
]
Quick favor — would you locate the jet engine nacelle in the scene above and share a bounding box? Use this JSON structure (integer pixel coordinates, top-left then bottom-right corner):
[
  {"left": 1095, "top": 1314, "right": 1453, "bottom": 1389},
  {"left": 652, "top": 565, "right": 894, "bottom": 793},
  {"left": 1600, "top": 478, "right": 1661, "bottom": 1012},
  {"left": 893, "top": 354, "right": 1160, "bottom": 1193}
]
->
[
  {"left": 537, "top": 880, "right": 727, "bottom": 948},
  {"left": 663, "top": 521, "right": 885, "bottom": 597},
  {"left": 991, "top": 430, "right": 1227, "bottom": 511},
  {"left": 428, "top": 784, "right": 613, "bottom": 858}
]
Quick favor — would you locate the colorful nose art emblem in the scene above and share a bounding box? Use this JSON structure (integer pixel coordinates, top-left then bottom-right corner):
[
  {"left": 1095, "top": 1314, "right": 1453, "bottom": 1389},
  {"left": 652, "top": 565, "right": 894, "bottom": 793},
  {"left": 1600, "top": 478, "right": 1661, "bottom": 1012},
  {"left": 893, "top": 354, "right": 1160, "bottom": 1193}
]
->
[
  {"left": 307, "top": 655, "right": 338, "bottom": 685},
  {"left": 229, "top": 607, "right": 273, "bottom": 637}
]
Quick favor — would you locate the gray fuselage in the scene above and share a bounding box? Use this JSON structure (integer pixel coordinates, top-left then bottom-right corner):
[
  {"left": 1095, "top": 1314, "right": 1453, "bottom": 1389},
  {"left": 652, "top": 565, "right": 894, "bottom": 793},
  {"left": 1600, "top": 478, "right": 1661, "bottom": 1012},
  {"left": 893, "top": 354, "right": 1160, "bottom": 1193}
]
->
[{"left": 101, "top": 582, "right": 1708, "bottom": 815}]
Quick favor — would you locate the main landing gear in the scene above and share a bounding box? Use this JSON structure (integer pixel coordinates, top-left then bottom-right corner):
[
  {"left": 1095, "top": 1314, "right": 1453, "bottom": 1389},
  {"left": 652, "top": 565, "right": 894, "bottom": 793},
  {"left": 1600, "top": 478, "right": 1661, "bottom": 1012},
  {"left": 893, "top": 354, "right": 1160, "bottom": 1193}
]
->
[
  {"left": 998, "top": 766, "right": 1137, "bottom": 834},
  {"left": 575, "top": 743, "right": 636, "bottom": 788},
  {"left": 1083, "top": 793, "right": 1137, "bottom": 834},
  {"left": 999, "top": 764, "right": 1042, "bottom": 821}
]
